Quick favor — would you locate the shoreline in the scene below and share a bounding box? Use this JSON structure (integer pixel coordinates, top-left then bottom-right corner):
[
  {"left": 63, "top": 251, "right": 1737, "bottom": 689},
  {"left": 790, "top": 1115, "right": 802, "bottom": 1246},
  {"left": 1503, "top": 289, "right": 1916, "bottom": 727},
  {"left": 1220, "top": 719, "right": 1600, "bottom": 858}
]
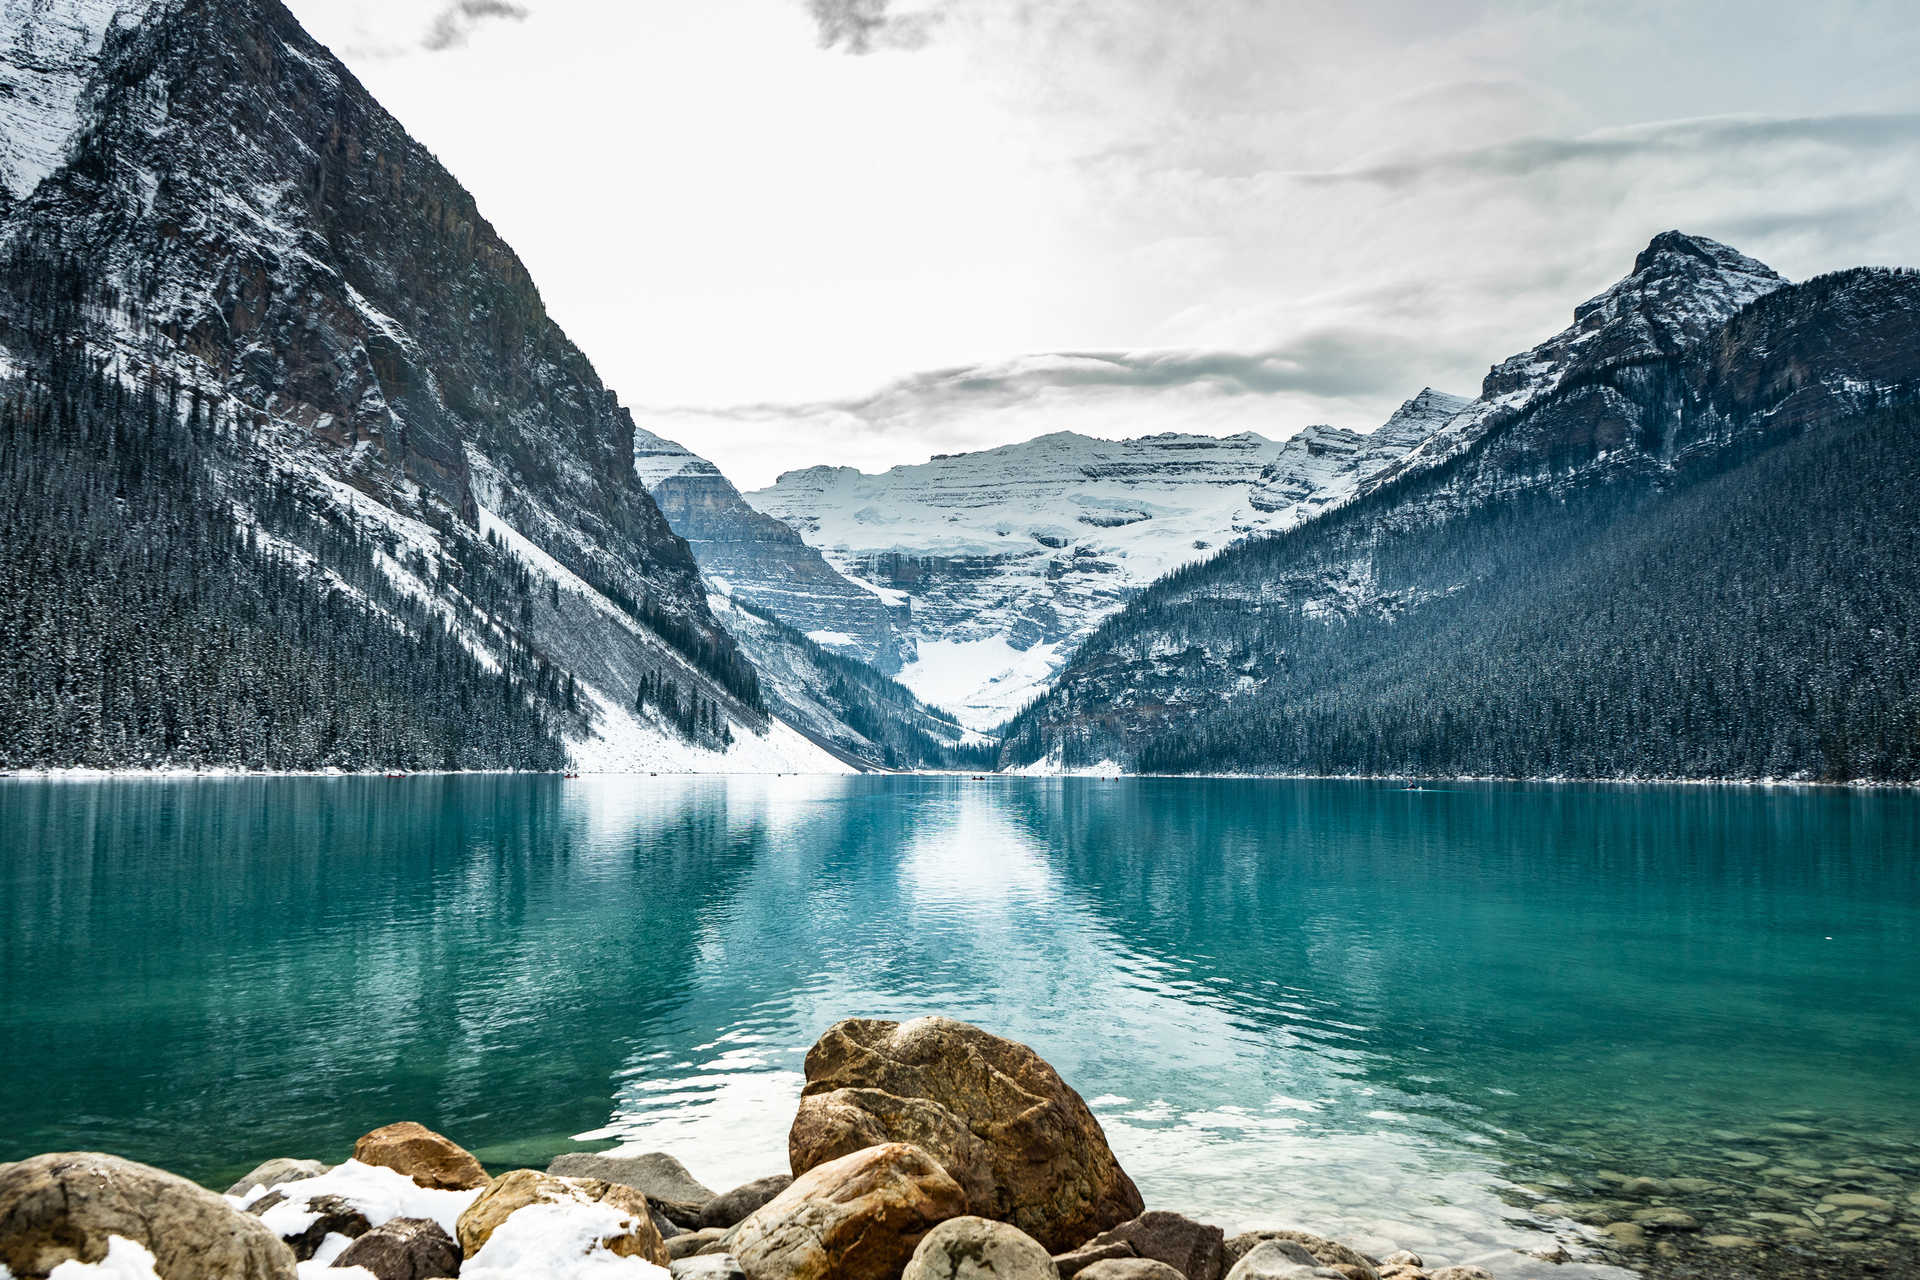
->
[{"left": 3, "top": 766, "right": 1916, "bottom": 790}]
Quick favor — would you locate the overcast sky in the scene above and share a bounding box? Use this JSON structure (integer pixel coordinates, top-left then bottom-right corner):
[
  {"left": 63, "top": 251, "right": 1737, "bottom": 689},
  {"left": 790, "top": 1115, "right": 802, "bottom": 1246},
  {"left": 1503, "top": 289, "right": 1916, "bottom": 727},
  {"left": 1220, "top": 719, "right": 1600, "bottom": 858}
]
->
[{"left": 288, "top": 0, "right": 1920, "bottom": 490}]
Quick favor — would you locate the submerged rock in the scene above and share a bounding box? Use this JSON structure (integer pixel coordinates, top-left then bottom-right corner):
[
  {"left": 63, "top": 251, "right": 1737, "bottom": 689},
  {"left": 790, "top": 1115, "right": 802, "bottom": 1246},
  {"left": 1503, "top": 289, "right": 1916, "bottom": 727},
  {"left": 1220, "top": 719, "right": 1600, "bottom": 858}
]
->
[
  {"left": 353, "top": 1123, "right": 490, "bottom": 1192},
  {"left": 1082, "top": 1211, "right": 1226, "bottom": 1280},
  {"left": 701, "top": 1174, "right": 794, "bottom": 1229},
  {"left": 0, "top": 1151, "right": 296, "bottom": 1279},
  {"left": 731, "top": 1142, "right": 967, "bottom": 1280},
  {"left": 331, "top": 1216, "right": 462, "bottom": 1280},
  {"left": 456, "top": 1168, "right": 668, "bottom": 1264},
  {"left": 789, "top": 1016, "right": 1143, "bottom": 1251},
  {"left": 903, "top": 1215, "right": 1061, "bottom": 1280},
  {"left": 226, "top": 1158, "right": 328, "bottom": 1199}
]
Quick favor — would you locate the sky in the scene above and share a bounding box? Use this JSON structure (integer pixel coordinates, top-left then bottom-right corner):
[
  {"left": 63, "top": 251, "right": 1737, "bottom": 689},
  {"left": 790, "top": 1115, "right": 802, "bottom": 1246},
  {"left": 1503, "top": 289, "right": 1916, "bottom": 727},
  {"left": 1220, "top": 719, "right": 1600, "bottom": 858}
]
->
[{"left": 288, "top": 0, "right": 1920, "bottom": 490}]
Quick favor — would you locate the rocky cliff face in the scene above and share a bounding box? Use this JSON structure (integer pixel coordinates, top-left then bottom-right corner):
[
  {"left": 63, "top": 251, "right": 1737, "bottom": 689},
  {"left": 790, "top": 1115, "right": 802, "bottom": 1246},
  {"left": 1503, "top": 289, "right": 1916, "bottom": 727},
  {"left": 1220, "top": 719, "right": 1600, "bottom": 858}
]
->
[
  {"left": 0, "top": 0, "right": 842, "bottom": 772},
  {"left": 635, "top": 426, "right": 905, "bottom": 672},
  {"left": 999, "top": 237, "right": 1920, "bottom": 780},
  {"left": 748, "top": 421, "right": 1438, "bottom": 729}
]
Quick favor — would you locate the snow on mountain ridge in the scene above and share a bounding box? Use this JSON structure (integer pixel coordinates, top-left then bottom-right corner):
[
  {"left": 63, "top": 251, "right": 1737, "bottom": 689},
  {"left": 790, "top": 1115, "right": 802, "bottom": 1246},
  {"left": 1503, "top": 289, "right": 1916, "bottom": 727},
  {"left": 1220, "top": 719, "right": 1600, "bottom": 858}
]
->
[
  {"left": 747, "top": 416, "right": 1444, "bottom": 727},
  {"left": 0, "top": 0, "right": 152, "bottom": 200}
]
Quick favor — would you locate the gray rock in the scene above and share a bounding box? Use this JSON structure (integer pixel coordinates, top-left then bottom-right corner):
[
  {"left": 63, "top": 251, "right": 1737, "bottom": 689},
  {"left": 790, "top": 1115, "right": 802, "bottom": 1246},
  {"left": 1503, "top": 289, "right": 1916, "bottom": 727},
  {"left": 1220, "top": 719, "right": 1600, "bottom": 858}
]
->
[
  {"left": 1056, "top": 1241, "right": 1138, "bottom": 1278},
  {"left": 669, "top": 1227, "right": 731, "bottom": 1260},
  {"left": 672, "top": 1255, "right": 749, "bottom": 1280},
  {"left": 903, "top": 1215, "right": 1060, "bottom": 1280},
  {"left": 331, "top": 1216, "right": 461, "bottom": 1280},
  {"left": 0, "top": 1152, "right": 296, "bottom": 1279},
  {"left": 226, "top": 1158, "right": 328, "bottom": 1199},
  {"left": 1225, "top": 1232, "right": 1376, "bottom": 1280},
  {"left": 699, "top": 1173, "right": 793, "bottom": 1229},
  {"left": 1084, "top": 1211, "right": 1225, "bottom": 1280},
  {"left": 548, "top": 1152, "right": 717, "bottom": 1213},
  {"left": 1077, "top": 1261, "right": 1188, "bottom": 1280},
  {"left": 1225, "top": 1242, "right": 1337, "bottom": 1280}
]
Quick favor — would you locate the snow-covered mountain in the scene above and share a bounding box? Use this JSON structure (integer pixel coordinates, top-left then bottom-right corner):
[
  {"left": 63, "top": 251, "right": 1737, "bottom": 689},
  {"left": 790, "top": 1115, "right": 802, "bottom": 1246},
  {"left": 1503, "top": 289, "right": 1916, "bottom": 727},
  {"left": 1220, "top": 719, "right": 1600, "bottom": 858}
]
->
[
  {"left": 747, "top": 405, "right": 1453, "bottom": 728},
  {"left": 1001, "top": 235, "right": 1920, "bottom": 780},
  {"left": 0, "top": 0, "right": 847, "bottom": 773}
]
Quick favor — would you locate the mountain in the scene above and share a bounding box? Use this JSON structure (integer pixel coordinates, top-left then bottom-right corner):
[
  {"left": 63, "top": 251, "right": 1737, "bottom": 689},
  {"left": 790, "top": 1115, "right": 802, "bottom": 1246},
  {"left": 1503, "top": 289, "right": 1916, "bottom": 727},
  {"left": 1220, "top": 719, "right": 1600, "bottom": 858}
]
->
[
  {"left": 748, "top": 413, "right": 1447, "bottom": 728},
  {"left": 636, "top": 425, "right": 999, "bottom": 769},
  {"left": 634, "top": 426, "right": 904, "bottom": 671},
  {"left": 1000, "top": 236, "right": 1920, "bottom": 782},
  {"left": 0, "top": 0, "right": 844, "bottom": 773}
]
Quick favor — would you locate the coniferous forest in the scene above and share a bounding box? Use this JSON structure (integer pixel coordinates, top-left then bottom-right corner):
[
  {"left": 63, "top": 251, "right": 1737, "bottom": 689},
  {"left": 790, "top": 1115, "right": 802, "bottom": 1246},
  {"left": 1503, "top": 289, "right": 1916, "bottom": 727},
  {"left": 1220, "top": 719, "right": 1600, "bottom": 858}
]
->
[{"left": 0, "top": 351, "right": 572, "bottom": 771}]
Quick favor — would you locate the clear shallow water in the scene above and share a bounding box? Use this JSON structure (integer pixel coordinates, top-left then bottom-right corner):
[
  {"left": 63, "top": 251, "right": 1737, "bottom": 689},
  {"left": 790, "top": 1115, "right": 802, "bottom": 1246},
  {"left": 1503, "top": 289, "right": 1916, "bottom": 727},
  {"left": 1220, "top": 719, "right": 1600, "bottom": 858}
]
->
[{"left": 3, "top": 777, "right": 1917, "bottom": 1276}]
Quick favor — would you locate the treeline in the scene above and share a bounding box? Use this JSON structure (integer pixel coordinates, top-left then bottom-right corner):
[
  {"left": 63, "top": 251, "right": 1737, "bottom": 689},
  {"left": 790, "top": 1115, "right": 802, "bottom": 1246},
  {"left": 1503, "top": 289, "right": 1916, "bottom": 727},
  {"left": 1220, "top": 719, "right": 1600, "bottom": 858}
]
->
[
  {"left": 1005, "top": 402, "right": 1920, "bottom": 781},
  {"left": 634, "top": 669, "right": 732, "bottom": 746},
  {"left": 0, "top": 352, "right": 572, "bottom": 771}
]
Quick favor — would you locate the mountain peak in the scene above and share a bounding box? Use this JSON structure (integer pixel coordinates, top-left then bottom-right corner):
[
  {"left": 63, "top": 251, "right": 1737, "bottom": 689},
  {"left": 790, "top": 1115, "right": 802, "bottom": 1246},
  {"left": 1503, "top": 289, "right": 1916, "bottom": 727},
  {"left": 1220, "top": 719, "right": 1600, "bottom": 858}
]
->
[
  {"left": 1573, "top": 230, "right": 1784, "bottom": 329},
  {"left": 1631, "top": 230, "right": 1776, "bottom": 282}
]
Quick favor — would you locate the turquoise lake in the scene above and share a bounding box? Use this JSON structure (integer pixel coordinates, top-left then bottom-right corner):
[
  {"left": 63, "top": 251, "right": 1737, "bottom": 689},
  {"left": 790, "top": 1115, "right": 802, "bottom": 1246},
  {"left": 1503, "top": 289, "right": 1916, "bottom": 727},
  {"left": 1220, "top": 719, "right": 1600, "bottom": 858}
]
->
[{"left": 3, "top": 776, "right": 1917, "bottom": 1277}]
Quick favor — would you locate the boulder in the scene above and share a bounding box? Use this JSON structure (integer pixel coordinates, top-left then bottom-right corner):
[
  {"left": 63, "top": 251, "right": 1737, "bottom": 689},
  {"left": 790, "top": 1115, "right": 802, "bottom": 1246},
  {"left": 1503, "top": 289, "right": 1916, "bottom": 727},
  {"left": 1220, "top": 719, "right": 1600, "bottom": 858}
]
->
[
  {"left": 456, "top": 1168, "right": 668, "bottom": 1264},
  {"left": 731, "top": 1142, "right": 967, "bottom": 1280},
  {"left": 789, "top": 1017, "right": 1143, "bottom": 1251},
  {"left": 331, "top": 1216, "right": 462, "bottom": 1280},
  {"left": 1055, "top": 1241, "right": 1138, "bottom": 1277},
  {"left": 1425, "top": 1270, "right": 1494, "bottom": 1280},
  {"left": 1225, "top": 1232, "right": 1376, "bottom": 1280},
  {"left": 268, "top": 1193, "right": 371, "bottom": 1260},
  {"left": 1225, "top": 1241, "right": 1334, "bottom": 1280},
  {"left": 352, "top": 1123, "right": 489, "bottom": 1192},
  {"left": 674, "top": 1255, "right": 750, "bottom": 1280},
  {"left": 669, "top": 1227, "right": 732, "bottom": 1260},
  {"left": 226, "top": 1158, "right": 328, "bottom": 1199},
  {"left": 0, "top": 1152, "right": 296, "bottom": 1280},
  {"left": 1379, "top": 1255, "right": 1422, "bottom": 1270},
  {"left": 1076, "top": 1261, "right": 1187, "bottom": 1280},
  {"left": 903, "top": 1215, "right": 1061, "bottom": 1280},
  {"left": 700, "top": 1174, "right": 794, "bottom": 1229},
  {"left": 549, "top": 1151, "right": 716, "bottom": 1222},
  {"left": 1082, "top": 1211, "right": 1225, "bottom": 1280}
]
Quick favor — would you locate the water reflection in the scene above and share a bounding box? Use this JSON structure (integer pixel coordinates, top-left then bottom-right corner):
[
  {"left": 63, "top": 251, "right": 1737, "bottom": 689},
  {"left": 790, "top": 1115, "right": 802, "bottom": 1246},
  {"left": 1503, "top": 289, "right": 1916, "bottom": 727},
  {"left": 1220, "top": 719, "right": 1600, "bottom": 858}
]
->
[{"left": 4, "top": 776, "right": 1916, "bottom": 1279}]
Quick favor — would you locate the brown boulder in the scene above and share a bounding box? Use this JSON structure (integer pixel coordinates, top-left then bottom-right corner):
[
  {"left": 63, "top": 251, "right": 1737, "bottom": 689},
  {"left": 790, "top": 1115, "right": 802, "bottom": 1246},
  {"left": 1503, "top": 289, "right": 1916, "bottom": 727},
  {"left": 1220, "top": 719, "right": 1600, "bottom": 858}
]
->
[
  {"left": 352, "top": 1123, "right": 489, "bottom": 1191},
  {"left": 731, "top": 1142, "right": 967, "bottom": 1280},
  {"left": 0, "top": 1152, "right": 296, "bottom": 1280},
  {"left": 456, "top": 1168, "right": 669, "bottom": 1264},
  {"left": 1084, "top": 1211, "right": 1225, "bottom": 1280},
  {"left": 789, "top": 1017, "right": 1142, "bottom": 1251},
  {"left": 332, "top": 1216, "right": 462, "bottom": 1280}
]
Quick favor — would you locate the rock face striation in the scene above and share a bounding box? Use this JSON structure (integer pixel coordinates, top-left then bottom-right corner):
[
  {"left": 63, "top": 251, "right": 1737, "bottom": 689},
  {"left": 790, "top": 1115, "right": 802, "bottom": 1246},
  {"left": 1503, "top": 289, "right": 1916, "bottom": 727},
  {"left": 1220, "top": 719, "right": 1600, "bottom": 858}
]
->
[
  {"left": 1001, "top": 237, "right": 1920, "bottom": 782},
  {"left": 748, "top": 420, "right": 1444, "bottom": 730},
  {"left": 789, "top": 1016, "right": 1144, "bottom": 1252},
  {"left": 0, "top": 0, "right": 846, "bottom": 774}
]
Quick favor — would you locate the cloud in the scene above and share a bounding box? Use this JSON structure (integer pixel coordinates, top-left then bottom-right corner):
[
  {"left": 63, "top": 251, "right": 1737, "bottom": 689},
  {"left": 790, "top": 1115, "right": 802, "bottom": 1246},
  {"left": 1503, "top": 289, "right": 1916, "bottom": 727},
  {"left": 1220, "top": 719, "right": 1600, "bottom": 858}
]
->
[
  {"left": 422, "top": 0, "right": 530, "bottom": 53},
  {"left": 1289, "top": 112, "right": 1920, "bottom": 189},
  {"left": 806, "top": 0, "right": 942, "bottom": 53}
]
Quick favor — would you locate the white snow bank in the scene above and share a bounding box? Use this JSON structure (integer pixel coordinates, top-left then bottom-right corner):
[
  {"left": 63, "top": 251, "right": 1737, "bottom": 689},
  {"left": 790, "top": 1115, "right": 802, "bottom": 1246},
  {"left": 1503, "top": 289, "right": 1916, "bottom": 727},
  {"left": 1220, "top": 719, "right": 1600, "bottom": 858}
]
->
[
  {"left": 41, "top": 1237, "right": 162, "bottom": 1279},
  {"left": 463, "top": 1201, "right": 670, "bottom": 1280},
  {"left": 233, "top": 1159, "right": 480, "bottom": 1242}
]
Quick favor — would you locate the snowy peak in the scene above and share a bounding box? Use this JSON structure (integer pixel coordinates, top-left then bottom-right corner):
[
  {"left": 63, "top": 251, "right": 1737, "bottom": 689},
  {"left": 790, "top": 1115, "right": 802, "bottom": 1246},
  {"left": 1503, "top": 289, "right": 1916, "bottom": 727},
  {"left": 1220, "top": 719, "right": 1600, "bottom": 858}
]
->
[
  {"left": 1247, "top": 390, "right": 1463, "bottom": 518},
  {"left": 1371, "top": 233, "right": 1786, "bottom": 490},
  {"left": 633, "top": 425, "right": 723, "bottom": 488},
  {"left": 1379, "top": 387, "right": 1471, "bottom": 444},
  {"left": 0, "top": 0, "right": 151, "bottom": 200}
]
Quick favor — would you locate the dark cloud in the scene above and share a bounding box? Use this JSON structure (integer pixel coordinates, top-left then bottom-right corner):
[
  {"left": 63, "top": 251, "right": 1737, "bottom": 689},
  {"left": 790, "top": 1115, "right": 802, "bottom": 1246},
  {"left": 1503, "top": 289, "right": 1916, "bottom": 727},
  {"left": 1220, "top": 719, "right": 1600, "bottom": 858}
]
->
[
  {"left": 687, "top": 328, "right": 1463, "bottom": 432},
  {"left": 806, "top": 0, "right": 940, "bottom": 54},
  {"left": 1293, "top": 112, "right": 1920, "bottom": 189},
  {"left": 422, "top": 0, "right": 530, "bottom": 53}
]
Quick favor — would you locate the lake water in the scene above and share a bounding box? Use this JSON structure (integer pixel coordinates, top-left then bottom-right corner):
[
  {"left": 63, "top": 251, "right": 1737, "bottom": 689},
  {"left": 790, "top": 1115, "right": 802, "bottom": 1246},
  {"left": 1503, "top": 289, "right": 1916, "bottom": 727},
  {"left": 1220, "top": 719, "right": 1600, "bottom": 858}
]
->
[{"left": 3, "top": 777, "right": 1917, "bottom": 1277}]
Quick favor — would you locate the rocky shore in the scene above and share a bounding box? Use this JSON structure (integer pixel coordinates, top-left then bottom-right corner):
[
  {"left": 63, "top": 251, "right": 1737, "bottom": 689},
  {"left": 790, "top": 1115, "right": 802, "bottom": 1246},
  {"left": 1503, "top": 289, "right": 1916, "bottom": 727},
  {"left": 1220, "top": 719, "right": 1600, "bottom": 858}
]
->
[{"left": 0, "top": 1017, "right": 1502, "bottom": 1280}]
